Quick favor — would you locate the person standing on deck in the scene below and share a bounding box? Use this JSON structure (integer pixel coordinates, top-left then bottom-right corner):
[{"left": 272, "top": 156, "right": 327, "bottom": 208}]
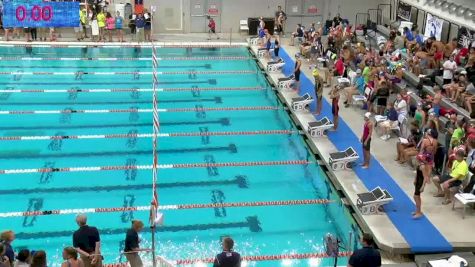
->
[
  {"left": 208, "top": 17, "right": 220, "bottom": 40},
  {"left": 361, "top": 112, "right": 373, "bottom": 169},
  {"left": 73, "top": 214, "right": 102, "bottom": 267}
]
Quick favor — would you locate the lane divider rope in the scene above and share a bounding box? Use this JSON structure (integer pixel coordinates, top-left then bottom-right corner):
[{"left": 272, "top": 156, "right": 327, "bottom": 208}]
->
[
  {"left": 0, "top": 87, "right": 264, "bottom": 94},
  {"left": 0, "top": 43, "right": 245, "bottom": 48},
  {"left": 0, "top": 70, "right": 256, "bottom": 75},
  {"left": 0, "top": 106, "right": 283, "bottom": 115},
  {"left": 0, "top": 130, "right": 300, "bottom": 141},
  {"left": 0, "top": 198, "right": 330, "bottom": 218},
  {"left": 0, "top": 56, "right": 251, "bottom": 61},
  {"left": 0, "top": 160, "right": 311, "bottom": 175}
]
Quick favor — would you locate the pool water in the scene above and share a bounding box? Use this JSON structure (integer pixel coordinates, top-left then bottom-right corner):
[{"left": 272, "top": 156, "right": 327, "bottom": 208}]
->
[{"left": 0, "top": 46, "right": 360, "bottom": 266}]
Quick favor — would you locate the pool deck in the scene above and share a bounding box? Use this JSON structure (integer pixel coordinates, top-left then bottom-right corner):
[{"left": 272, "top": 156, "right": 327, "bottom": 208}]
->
[{"left": 249, "top": 42, "right": 475, "bottom": 255}]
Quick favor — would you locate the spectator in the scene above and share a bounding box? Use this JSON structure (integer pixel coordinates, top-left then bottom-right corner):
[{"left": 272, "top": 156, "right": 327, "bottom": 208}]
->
[
  {"left": 450, "top": 120, "right": 465, "bottom": 148},
  {"left": 73, "top": 214, "right": 102, "bottom": 267},
  {"left": 135, "top": 13, "right": 145, "bottom": 43},
  {"left": 361, "top": 112, "right": 373, "bottom": 169},
  {"left": 144, "top": 9, "right": 152, "bottom": 42},
  {"left": 128, "top": 13, "right": 136, "bottom": 38},
  {"left": 414, "top": 103, "right": 426, "bottom": 128},
  {"left": 379, "top": 102, "right": 398, "bottom": 141},
  {"left": 333, "top": 13, "right": 342, "bottom": 27},
  {"left": 444, "top": 114, "right": 458, "bottom": 150},
  {"left": 61, "top": 247, "right": 83, "bottom": 267},
  {"left": 348, "top": 233, "right": 381, "bottom": 267},
  {"left": 374, "top": 80, "right": 389, "bottom": 115},
  {"left": 80, "top": 8, "right": 88, "bottom": 39},
  {"left": 393, "top": 31, "right": 404, "bottom": 50},
  {"left": 0, "top": 231, "right": 15, "bottom": 265},
  {"left": 442, "top": 55, "right": 458, "bottom": 85},
  {"left": 124, "top": 220, "right": 148, "bottom": 267},
  {"left": 403, "top": 26, "right": 414, "bottom": 43},
  {"left": 207, "top": 17, "right": 219, "bottom": 40},
  {"left": 343, "top": 69, "right": 365, "bottom": 107},
  {"left": 290, "top": 24, "right": 303, "bottom": 46},
  {"left": 30, "top": 251, "right": 46, "bottom": 267},
  {"left": 97, "top": 9, "right": 106, "bottom": 42},
  {"left": 115, "top": 11, "right": 124, "bottom": 42},
  {"left": 432, "top": 149, "right": 469, "bottom": 204},
  {"left": 394, "top": 93, "right": 407, "bottom": 122},
  {"left": 0, "top": 244, "right": 10, "bottom": 267},
  {"left": 105, "top": 12, "right": 114, "bottom": 42},
  {"left": 213, "top": 237, "right": 241, "bottom": 267},
  {"left": 275, "top": 6, "right": 286, "bottom": 34},
  {"left": 14, "top": 249, "right": 30, "bottom": 267},
  {"left": 431, "top": 85, "right": 443, "bottom": 116},
  {"left": 395, "top": 121, "right": 421, "bottom": 164}
]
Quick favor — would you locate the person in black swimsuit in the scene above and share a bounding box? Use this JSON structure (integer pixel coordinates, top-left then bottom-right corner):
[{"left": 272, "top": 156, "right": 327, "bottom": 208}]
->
[
  {"left": 413, "top": 167, "right": 425, "bottom": 219},
  {"left": 294, "top": 53, "right": 302, "bottom": 93}
]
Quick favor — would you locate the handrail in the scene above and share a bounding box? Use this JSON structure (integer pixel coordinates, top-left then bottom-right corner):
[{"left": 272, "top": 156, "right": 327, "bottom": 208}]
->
[{"left": 157, "top": 255, "right": 176, "bottom": 267}]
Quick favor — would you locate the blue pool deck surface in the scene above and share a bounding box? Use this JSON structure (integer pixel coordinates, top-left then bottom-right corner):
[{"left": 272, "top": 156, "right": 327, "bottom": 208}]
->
[
  {"left": 250, "top": 42, "right": 475, "bottom": 254},
  {"left": 0, "top": 43, "right": 361, "bottom": 266}
]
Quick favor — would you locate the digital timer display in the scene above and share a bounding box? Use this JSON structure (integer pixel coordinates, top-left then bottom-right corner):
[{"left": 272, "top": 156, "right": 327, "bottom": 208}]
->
[{"left": 3, "top": 0, "right": 80, "bottom": 28}]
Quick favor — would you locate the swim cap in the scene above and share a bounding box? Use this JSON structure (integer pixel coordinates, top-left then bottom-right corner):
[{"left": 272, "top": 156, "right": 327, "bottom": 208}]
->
[{"left": 313, "top": 68, "right": 319, "bottom": 77}]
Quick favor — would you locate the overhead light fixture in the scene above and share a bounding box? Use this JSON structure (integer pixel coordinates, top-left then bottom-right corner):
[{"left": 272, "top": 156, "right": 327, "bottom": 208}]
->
[
  {"left": 436, "top": 0, "right": 445, "bottom": 7},
  {"left": 442, "top": 1, "right": 450, "bottom": 9},
  {"left": 466, "top": 9, "right": 474, "bottom": 19},
  {"left": 449, "top": 4, "right": 457, "bottom": 13}
]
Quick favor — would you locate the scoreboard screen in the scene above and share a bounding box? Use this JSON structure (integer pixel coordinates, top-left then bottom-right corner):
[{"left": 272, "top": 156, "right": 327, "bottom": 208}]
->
[{"left": 2, "top": 0, "right": 80, "bottom": 28}]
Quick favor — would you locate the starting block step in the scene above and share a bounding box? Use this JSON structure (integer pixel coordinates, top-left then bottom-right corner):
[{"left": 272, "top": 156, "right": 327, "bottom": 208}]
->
[
  {"left": 356, "top": 187, "right": 393, "bottom": 215},
  {"left": 292, "top": 93, "right": 314, "bottom": 111}
]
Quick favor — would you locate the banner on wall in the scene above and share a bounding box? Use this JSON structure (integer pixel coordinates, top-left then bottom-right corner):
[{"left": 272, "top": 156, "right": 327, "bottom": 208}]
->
[
  {"left": 424, "top": 13, "right": 443, "bottom": 41},
  {"left": 307, "top": 5, "right": 317, "bottom": 14},
  {"left": 396, "top": 2, "right": 411, "bottom": 21},
  {"left": 457, "top": 27, "right": 475, "bottom": 48}
]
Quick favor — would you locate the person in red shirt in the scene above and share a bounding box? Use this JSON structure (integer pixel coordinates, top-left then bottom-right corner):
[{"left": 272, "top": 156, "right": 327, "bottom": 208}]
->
[
  {"left": 207, "top": 17, "right": 220, "bottom": 40},
  {"left": 334, "top": 57, "right": 345, "bottom": 76}
]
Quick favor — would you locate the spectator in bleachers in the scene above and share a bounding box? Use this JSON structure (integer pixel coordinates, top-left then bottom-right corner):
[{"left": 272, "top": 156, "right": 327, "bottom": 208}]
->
[
  {"left": 442, "top": 56, "right": 458, "bottom": 86},
  {"left": 15, "top": 249, "right": 31, "bottom": 267},
  {"left": 343, "top": 69, "right": 365, "bottom": 107},
  {"left": 374, "top": 80, "right": 390, "bottom": 115},
  {"left": 432, "top": 149, "right": 468, "bottom": 205},
  {"left": 444, "top": 113, "right": 458, "bottom": 150},
  {"left": 290, "top": 24, "right": 304, "bottom": 46},
  {"left": 414, "top": 103, "right": 426, "bottom": 128},
  {"left": 393, "top": 31, "right": 404, "bottom": 51},
  {"left": 396, "top": 121, "right": 421, "bottom": 164},
  {"left": 379, "top": 101, "right": 398, "bottom": 141},
  {"left": 449, "top": 73, "right": 468, "bottom": 103},
  {"left": 0, "top": 243, "right": 10, "bottom": 267},
  {"left": 332, "top": 13, "right": 342, "bottom": 27},
  {"left": 394, "top": 92, "right": 407, "bottom": 122},
  {"left": 444, "top": 38, "right": 459, "bottom": 59},
  {"left": 0, "top": 231, "right": 15, "bottom": 265},
  {"left": 30, "top": 251, "right": 47, "bottom": 267},
  {"left": 424, "top": 113, "right": 439, "bottom": 138}
]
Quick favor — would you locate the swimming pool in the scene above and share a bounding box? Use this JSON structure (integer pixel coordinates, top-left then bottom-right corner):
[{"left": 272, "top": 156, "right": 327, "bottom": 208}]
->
[{"left": 0, "top": 45, "right": 360, "bottom": 266}]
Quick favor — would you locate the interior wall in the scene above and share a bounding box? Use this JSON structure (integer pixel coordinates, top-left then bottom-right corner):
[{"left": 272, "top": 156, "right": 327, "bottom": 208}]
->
[{"left": 145, "top": 0, "right": 391, "bottom": 33}]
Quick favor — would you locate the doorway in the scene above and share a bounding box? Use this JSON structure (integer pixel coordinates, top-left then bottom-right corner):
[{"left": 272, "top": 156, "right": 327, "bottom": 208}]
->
[{"left": 190, "top": 0, "right": 222, "bottom": 33}]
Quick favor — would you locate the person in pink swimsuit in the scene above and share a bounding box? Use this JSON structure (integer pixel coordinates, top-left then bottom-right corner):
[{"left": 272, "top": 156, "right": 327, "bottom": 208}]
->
[{"left": 106, "top": 12, "right": 115, "bottom": 42}]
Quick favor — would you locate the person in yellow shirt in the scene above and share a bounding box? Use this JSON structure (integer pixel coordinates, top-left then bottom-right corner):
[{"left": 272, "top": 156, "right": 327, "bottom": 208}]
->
[
  {"left": 432, "top": 149, "right": 468, "bottom": 205},
  {"left": 97, "top": 9, "right": 106, "bottom": 41},
  {"left": 80, "top": 8, "right": 88, "bottom": 39}
]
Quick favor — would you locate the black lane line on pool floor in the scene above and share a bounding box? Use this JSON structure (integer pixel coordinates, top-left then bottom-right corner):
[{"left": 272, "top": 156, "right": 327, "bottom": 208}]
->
[
  {"left": 0, "top": 79, "right": 218, "bottom": 85},
  {"left": 0, "top": 144, "right": 238, "bottom": 159},
  {"left": 0, "top": 118, "right": 231, "bottom": 131},
  {"left": 0, "top": 176, "right": 249, "bottom": 195},
  {"left": 14, "top": 216, "right": 263, "bottom": 240},
  {"left": 0, "top": 97, "right": 223, "bottom": 106}
]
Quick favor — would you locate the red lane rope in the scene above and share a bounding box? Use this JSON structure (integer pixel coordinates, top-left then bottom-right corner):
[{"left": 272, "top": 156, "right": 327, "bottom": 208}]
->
[
  {"left": 174, "top": 251, "right": 352, "bottom": 265},
  {"left": 0, "top": 87, "right": 264, "bottom": 94},
  {"left": 0, "top": 130, "right": 299, "bottom": 141},
  {"left": 0, "top": 56, "right": 250, "bottom": 61},
  {"left": 0, "top": 199, "right": 331, "bottom": 218},
  {"left": 0, "top": 106, "right": 283, "bottom": 115},
  {"left": 0, "top": 160, "right": 311, "bottom": 175}
]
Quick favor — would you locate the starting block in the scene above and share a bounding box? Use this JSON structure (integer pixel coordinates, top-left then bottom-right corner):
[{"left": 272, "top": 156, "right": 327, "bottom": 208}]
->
[
  {"left": 292, "top": 93, "right": 314, "bottom": 111},
  {"left": 278, "top": 74, "right": 295, "bottom": 90},
  {"left": 257, "top": 48, "right": 274, "bottom": 58},
  {"left": 267, "top": 58, "right": 285, "bottom": 72},
  {"left": 356, "top": 187, "right": 393, "bottom": 215},
  {"left": 308, "top": 117, "right": 334, "bottom": 137},
  {"left": 249, "top": 37, "right": 259, "bottom": 46},
  {"left": 329, "top": 147, "right": 359, "bottom": 171}
]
